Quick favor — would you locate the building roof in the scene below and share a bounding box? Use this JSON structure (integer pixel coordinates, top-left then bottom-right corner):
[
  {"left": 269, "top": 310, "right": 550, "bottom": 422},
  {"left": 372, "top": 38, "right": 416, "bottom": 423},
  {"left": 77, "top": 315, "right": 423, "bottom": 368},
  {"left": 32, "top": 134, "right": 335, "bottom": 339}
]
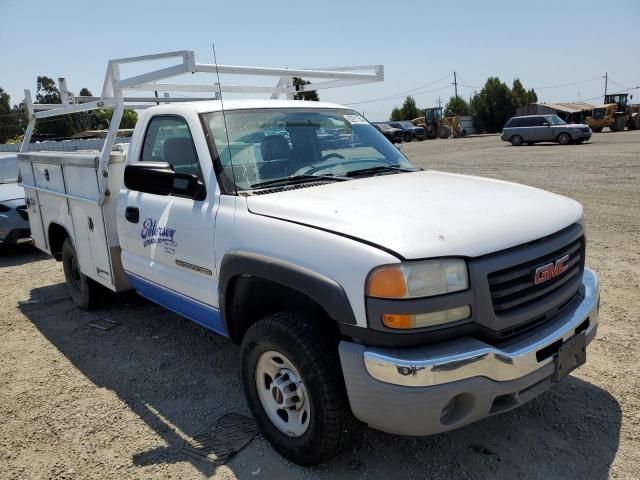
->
[{"left": 537, "top": 102, "right": 595, "bottom": 113}]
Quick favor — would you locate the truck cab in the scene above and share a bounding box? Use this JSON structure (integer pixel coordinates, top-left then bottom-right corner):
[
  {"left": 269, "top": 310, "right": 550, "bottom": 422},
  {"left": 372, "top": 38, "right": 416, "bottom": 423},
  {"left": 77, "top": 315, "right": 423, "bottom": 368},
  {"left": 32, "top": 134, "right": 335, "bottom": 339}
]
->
[{"left": 18, "top": 51, "right": 600, "bottom": 467}]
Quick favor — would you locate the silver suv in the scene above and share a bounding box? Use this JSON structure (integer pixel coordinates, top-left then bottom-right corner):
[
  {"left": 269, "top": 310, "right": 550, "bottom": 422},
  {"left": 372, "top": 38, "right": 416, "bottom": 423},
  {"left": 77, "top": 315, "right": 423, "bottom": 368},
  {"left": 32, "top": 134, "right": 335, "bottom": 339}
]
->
[{"left": 501, "top": 115, "right": 592, "bottom": 146}]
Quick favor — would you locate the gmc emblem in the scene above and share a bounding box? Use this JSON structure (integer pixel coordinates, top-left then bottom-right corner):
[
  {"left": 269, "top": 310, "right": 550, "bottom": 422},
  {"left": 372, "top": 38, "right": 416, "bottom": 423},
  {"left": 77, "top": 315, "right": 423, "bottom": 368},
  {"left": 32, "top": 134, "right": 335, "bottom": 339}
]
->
[{"left": 534, "top": 254, "right": 570, "bottom": 285}]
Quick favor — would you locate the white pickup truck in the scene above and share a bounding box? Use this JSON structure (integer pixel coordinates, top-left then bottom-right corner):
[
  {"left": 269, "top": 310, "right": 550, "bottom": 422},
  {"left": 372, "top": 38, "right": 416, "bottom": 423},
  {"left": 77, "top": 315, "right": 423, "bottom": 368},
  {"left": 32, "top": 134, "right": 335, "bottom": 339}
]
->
[{"left": 19, "top": 52, "right": 599, "bottom": 466}]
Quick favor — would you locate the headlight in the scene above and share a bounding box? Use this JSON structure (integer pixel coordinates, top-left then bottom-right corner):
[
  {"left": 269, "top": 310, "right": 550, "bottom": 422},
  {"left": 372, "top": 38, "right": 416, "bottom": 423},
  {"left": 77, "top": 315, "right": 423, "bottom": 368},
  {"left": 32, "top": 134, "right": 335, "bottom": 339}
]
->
[{"left": 366, "top": 259, "right": 468, "bottom": 299}]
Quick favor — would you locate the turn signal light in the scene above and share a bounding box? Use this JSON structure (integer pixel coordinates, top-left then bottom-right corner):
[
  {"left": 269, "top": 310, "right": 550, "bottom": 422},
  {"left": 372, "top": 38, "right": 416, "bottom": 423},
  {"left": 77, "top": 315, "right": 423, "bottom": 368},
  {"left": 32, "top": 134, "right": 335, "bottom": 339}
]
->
[
  {"left": 367, "top": 267, "right": 407, "bottom": 298},
  {"left": 382, "top": 305, "right": 471, "bottom": 329}
]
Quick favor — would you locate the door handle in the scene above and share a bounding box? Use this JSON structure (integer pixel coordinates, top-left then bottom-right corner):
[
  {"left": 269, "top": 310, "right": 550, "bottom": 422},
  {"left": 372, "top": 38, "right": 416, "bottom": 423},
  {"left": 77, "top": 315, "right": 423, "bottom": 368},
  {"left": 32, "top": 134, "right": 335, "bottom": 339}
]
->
[{"left": 125, "top": 206, "right": 139, "bottom": 223}]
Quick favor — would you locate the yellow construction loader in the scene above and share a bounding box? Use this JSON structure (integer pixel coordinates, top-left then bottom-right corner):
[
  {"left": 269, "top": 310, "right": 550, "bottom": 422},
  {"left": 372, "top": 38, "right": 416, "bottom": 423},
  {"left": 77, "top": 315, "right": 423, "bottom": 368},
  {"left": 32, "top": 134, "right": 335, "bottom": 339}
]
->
[
  {"left": 411, "top": 107, "right": 468, "bottom": 139},
  {"left": 587, "top": 93, "right": 640, "bottom": 132}
]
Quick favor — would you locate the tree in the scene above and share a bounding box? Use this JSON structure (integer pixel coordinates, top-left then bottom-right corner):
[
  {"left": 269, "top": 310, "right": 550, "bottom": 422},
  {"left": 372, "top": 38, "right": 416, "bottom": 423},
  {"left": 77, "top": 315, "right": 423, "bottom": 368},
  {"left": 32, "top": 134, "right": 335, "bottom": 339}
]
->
[
  {"left": 444, "top": 96, "right": 470, "bottom": 116},
  {"left": 390, "top": 107, "right": 403, "bottom": 121},
  {"left": 90, "top": 109, "right": 138, "bottom": 130},
  {"left": 390, "top": 95, "right": 422, "bottom": 120},
  {"left": 0, "top": 88, "right": 28, "bottom": 143},
  {"left": 293, "top": 77, "right": 319, "bottom": 101},
  {"left": 79, "top": 88, "right": 92, "bottom": 97},
  {"left": 469, "top": 77, "right": 517, "bottom": 133},
  {"left": 33, "top": 75, "right": 88, "bottom": 138}
]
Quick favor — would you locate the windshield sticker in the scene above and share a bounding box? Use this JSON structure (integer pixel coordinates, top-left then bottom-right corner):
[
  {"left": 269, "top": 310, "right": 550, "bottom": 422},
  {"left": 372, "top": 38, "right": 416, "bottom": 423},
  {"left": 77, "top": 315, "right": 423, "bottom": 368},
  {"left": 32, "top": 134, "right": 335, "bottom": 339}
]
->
[
  {"left": 343, "top": 114, "right": 368, "bottom": 125},
  {"left": 141, "top": 218, "right": 177, "bottom": 252}
]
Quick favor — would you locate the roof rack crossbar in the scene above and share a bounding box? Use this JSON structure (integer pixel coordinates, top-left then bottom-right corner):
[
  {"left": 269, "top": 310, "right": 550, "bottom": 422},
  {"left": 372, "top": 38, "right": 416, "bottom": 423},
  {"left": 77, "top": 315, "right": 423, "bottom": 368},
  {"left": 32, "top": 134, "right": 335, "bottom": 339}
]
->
[{"left": 20, "top": 50, "right": 383, "bottom": 205}]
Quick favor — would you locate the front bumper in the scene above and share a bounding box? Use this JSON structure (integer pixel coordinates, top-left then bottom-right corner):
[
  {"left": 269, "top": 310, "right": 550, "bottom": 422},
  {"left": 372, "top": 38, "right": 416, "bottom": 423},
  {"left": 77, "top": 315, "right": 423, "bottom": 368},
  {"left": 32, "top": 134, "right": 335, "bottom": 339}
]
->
[{"left": 339, "top": 268, "right": 599, "bottom": 436}]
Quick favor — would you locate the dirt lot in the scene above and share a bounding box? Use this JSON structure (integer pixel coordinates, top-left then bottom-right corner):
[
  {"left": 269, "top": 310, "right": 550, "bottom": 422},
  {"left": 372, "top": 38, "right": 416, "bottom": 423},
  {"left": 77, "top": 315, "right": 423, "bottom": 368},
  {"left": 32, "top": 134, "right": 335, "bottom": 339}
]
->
[{"left": 2, "top": 131, "right": 639, "bottom": 479}]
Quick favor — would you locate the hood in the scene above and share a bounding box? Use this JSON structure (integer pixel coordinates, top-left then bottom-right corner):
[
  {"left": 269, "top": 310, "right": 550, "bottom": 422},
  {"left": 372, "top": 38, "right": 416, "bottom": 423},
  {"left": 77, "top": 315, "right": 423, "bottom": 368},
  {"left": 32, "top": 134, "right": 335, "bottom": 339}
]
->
[
  {"left": 246, "top": 171, "right": 582, "bottom": 259},
  {"left": 0, "top": 183, "right": 25, "bottom": 202}
]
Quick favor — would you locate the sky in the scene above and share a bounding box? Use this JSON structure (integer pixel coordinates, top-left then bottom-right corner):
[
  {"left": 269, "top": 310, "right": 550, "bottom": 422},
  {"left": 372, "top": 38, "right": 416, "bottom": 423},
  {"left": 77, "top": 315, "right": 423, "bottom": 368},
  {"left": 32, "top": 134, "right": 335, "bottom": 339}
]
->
[{"left": 1, "top": 0, "right": 639, "bottom": 121}]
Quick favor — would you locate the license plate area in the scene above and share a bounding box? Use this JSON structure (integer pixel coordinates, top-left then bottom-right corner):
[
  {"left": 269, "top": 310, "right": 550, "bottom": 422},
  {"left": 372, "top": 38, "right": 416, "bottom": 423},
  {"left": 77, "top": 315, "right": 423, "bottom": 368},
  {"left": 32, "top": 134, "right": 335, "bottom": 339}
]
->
[{"left": 553, "top": 332, "right": 586, "bottom": 382}]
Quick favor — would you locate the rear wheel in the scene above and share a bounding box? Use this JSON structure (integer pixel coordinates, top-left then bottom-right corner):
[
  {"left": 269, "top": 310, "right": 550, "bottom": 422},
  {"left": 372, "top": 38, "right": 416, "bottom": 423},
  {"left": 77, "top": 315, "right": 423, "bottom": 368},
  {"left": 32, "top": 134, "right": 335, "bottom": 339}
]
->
[
  {"left": 633, "top": 113, "right": 640, "bottom": 130},
  {"left": 558, "top": 132, "right": 571, "bottom": 145},
  {"left": 404, "top": 132, "right": 412, "bottom": 142},
  {"left": 240, "top": 312, "right": 358, "bottom": 466},
  {"left": 510, "top": 135, "right": 523, "bottom": 146},
  {"left": 61, "top": 238, "right": 101, "bottom": 310}
]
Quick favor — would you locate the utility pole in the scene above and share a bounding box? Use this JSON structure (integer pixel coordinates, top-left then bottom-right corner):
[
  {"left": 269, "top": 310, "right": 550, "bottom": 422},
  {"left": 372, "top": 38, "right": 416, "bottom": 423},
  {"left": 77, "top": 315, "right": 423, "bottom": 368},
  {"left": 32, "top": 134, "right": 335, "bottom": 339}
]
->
[
  {"left": 436, "top": 97, "right": 443, "bottom": 108},
  {"left": 604, "top": 72, "right": 608, "bottom": 99},
  {"left": 453, "top": 71, "right": 458, "bottom": 99}
]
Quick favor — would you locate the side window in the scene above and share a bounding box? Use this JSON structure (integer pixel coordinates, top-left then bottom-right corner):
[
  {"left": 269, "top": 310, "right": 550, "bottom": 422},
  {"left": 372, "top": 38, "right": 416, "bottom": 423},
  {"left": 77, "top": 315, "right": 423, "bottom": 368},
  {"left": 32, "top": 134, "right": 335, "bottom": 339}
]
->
[
  {"left": 140, "top": 116, "right": 202, "bottom": 179},
  {"left": 508, "top": 118, "right": 520, "bottom": 127},
  {"left": 532, "top": 117, "right": 546, "bottom": 126},
  {"left": 520, "top": 118, "right": 535, "bottom": 127}
]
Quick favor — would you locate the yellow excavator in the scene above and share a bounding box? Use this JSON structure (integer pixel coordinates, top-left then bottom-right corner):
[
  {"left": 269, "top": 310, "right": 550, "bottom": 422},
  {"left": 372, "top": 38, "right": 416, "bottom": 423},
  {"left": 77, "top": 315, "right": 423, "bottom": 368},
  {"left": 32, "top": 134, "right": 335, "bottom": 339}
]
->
[
  {"left": 411, "top": 107, "right": 467, "bottom": 139},
  {"left": 586, "top": 93, "right": 640, "bottom": 132}
]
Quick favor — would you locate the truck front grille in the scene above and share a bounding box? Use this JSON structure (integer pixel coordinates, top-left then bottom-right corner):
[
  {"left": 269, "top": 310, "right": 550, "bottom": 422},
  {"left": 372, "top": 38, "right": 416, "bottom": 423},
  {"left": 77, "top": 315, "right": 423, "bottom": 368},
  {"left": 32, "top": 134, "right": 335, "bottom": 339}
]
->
[{"left": 488, "top": 236, "right": 584, "bottom": 315}]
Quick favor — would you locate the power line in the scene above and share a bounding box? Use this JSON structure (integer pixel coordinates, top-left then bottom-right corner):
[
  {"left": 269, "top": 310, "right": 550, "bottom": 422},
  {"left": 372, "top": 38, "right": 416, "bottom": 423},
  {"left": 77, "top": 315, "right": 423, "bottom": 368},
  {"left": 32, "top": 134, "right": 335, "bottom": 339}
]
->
[
  {"left": 533, "top": 76, "right": 603, "bottom": 90},
  {"left": 344, "top": 72, "right": 452, "bottom": 105}
]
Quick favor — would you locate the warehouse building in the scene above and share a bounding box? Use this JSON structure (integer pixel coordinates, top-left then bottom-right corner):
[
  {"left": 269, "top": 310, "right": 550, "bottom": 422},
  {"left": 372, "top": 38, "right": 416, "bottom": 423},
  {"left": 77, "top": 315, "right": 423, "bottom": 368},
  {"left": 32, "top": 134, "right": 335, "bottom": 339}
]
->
[{"left": 516, "top": 102, "right": 594, "bottom": 124}]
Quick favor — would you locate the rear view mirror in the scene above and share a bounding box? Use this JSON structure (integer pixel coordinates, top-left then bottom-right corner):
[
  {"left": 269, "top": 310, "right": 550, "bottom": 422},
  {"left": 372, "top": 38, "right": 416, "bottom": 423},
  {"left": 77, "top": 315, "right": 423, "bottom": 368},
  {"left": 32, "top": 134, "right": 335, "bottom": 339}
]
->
[{"left": 124, "top": 162, "right": 205, "bottom": 200}]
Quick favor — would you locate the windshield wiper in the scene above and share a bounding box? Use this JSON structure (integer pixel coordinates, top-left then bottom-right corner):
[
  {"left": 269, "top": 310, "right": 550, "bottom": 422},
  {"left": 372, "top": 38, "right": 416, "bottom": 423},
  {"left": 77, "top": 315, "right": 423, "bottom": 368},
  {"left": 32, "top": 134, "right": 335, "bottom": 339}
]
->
[
  {"left": 251, "top": 174, "right": 347, "bottom": 189},
  {"left": 345, "top": 165, "right": 416, "bottom": 178}
]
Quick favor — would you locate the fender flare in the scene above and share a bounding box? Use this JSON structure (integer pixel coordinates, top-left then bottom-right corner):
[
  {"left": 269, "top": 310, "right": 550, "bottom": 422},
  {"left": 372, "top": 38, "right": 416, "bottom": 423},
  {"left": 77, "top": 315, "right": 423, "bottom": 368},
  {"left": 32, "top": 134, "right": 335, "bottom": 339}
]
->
[{"left": 218, "top": 251, "right": 357, "bottom": 333}]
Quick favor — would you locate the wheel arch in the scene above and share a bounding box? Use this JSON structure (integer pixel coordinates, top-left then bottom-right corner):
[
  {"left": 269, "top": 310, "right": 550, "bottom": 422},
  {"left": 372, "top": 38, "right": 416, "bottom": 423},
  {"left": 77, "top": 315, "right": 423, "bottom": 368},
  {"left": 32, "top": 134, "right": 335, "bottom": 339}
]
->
[
  {"left": 556, "top": 131, "right": 573, "bottom": 142},
  {"left": 219, "top": 252, "right": 356, "bottom": 344},
  {"left": 48, "top": 222, "right": 73, "bottom": 261}
]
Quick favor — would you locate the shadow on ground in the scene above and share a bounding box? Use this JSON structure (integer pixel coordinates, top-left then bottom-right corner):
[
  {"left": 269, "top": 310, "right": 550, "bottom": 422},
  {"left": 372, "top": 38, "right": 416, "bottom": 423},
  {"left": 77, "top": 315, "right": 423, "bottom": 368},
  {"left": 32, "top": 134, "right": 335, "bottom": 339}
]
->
[
  {"left": 21, "top": 283, "right": 621, "bottom": 480},
  {"left": 0, "top": 243, "right": 47, "bottom": 267}
]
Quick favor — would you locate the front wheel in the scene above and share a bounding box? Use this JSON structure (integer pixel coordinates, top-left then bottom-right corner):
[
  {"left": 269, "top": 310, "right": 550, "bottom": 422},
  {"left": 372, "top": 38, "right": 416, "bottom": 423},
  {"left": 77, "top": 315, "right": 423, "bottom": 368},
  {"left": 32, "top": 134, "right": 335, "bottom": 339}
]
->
[
  {"left": 558, "top": 132, "right": 571, "bottom": 145},
  {"left": 404, "top": 132, "right": 412, "bottom": 142},
  {"left": 61, "top": 238, "right": 101, "bottom": 310},
  {"left": 240, "top": 312, "right": 358, "bottom": 466}
]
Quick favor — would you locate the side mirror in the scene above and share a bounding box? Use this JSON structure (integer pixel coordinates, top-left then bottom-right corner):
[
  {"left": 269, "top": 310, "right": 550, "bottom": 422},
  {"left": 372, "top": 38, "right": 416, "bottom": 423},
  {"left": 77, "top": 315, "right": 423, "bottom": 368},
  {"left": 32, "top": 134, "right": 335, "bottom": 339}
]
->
[{"left": 124, "top": 162, "right": 205, "bottom": 200}]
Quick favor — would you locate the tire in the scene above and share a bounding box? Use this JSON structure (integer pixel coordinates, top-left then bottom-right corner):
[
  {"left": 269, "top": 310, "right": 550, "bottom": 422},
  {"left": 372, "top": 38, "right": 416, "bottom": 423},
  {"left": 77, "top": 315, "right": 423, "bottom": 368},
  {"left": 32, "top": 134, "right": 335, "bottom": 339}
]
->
[
  {"left": 557, "top": 132, "right": 571, "bottom": 145},
  {"left": 404, "top": 132, "right": 412, "bottom": 142},
  {"left": 510, "top": 135, "right": 523, "bottom": 146},
  {"left": 438, "top": 124, "right": 452, "bottom": 139},
  {"left": 591, "top": 126, "right": 603, "bottom": 133},
  {"left": 240, "top": 312, "right": 358, "bottom": 466},
  {"left": 61, "top": 238, "right": 101, "bottom": 310},
  {"left": 614, "top": 116, "right": 626, "bottom": 132},
  {"left": 633, "top": 113, "right": 640, "bottom": 130}
]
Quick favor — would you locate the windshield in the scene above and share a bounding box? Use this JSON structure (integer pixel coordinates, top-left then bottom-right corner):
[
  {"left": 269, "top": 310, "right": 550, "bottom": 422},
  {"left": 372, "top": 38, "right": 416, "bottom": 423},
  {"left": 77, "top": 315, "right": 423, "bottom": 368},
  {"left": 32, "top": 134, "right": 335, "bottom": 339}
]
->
[
  {"left": 546, "top": 115, "right": 566, "bottom": 125},
  {"left": 399, "top": 121, "right": 415, "bottom": 128},
  {"left": 202, "top": 108, "right": 416, "bottom": 192},
  {"left": 0, "top": 156, "right": 19, "bottom": 183}
]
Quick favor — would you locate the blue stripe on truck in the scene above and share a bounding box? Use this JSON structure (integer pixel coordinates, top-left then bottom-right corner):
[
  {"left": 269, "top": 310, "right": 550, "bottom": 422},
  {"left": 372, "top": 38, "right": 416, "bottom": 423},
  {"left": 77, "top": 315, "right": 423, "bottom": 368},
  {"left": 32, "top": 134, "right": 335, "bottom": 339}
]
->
[{"left": 125, "top": 271, "right": 227, "bottom": 337}]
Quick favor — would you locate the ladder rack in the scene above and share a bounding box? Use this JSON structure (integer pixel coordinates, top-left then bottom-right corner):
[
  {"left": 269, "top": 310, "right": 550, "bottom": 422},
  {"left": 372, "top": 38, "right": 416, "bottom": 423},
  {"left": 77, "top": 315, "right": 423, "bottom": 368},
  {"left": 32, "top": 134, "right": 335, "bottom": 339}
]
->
[{"left": 20, "top": 49, "right": 384, "bottom": 205}]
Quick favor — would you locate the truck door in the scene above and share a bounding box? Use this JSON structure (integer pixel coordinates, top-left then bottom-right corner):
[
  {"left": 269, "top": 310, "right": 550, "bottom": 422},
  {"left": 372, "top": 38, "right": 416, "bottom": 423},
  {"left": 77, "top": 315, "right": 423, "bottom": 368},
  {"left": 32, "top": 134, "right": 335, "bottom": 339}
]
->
[{"left": 118, "top": 115, "right": 224, "bottom": 335}]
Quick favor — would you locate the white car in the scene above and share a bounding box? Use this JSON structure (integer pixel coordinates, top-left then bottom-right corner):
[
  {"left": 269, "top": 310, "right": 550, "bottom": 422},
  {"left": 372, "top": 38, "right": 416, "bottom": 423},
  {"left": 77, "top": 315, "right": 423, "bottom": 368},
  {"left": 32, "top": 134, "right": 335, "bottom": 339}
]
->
[{"left": 0, "top": 154, "right": 30, "bottom": 246}]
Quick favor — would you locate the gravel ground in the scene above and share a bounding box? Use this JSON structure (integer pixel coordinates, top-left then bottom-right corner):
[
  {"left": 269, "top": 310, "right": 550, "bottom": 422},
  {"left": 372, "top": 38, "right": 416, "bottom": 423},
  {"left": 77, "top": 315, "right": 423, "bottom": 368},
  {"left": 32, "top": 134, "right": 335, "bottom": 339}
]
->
[{"left": 1, "top": 131, "right": 639, "bottom": 479}]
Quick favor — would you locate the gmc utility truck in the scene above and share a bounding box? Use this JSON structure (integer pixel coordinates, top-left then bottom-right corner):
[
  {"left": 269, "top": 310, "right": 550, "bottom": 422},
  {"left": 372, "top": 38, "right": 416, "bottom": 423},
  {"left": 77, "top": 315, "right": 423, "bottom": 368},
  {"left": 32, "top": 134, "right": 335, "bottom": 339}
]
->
[{"left": 19, "top": 51, "right": 599, "bottom": 466}]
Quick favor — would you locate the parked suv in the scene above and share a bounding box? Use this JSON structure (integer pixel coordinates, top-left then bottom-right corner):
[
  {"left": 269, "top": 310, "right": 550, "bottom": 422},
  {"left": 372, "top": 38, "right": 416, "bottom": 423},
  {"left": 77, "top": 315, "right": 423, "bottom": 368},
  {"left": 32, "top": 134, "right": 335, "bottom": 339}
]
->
[
  {"left": 373, "top": 122, "right": 403, "bottom": 143},
  {"left": 388, "top": 121, "right": 426, "bottom": 142},
  {"left": 502, "top": 115, "right": 591, "bottom": 146}
]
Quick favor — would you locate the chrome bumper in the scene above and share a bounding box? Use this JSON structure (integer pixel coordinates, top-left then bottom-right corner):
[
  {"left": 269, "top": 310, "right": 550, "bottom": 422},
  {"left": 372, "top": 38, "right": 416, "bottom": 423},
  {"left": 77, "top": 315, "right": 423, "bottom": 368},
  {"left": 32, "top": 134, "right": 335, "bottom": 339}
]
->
[{"left": 363, "top": 268, "right": 599, "bottom": 387}]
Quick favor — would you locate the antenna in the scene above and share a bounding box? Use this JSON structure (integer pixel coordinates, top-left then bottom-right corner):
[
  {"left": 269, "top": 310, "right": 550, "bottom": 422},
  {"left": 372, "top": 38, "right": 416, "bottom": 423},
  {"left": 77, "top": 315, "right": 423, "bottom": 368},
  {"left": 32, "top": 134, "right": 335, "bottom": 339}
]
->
[{"left": 211, "top": 42, "right": 238, "bottom": 194}]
